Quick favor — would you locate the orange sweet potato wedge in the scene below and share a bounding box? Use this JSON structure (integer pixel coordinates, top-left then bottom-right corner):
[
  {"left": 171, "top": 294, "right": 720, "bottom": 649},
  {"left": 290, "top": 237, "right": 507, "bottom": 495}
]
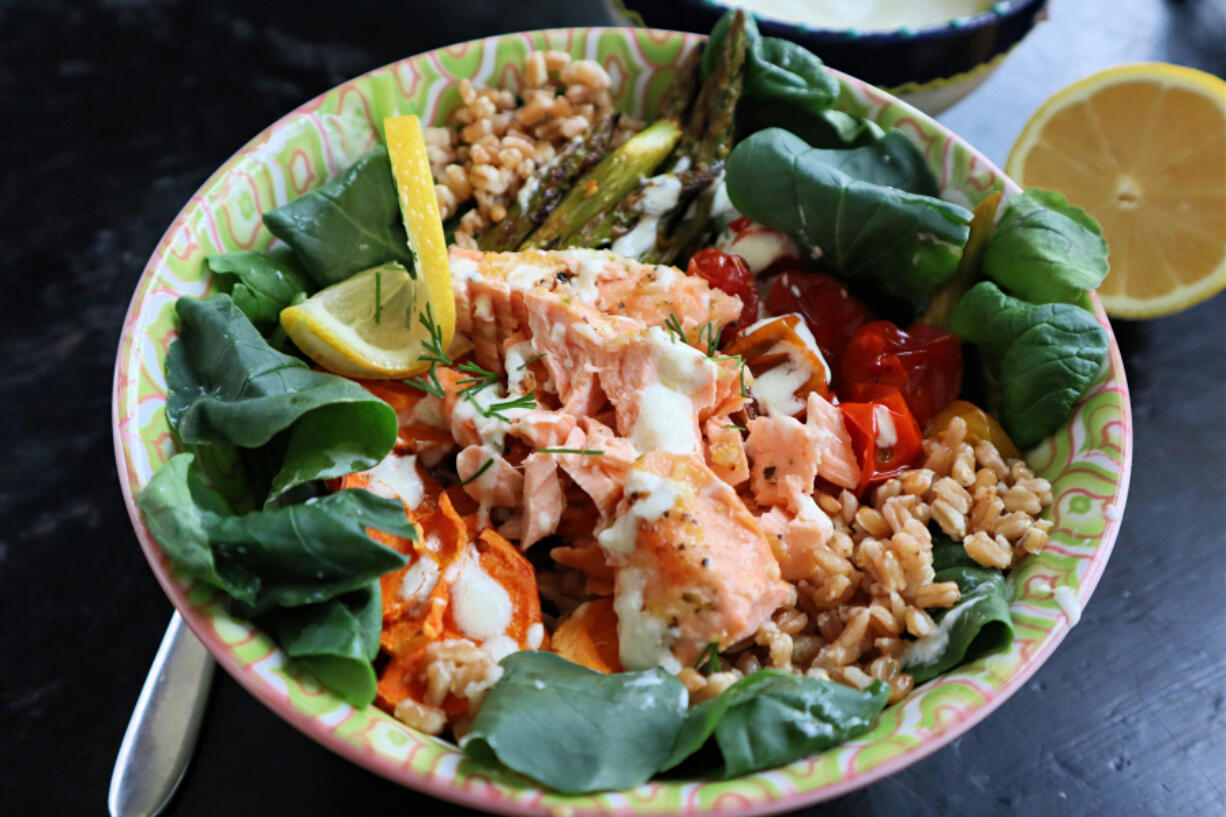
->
[{"left": 551, "top": 596, "right": 621, "bottom": 674}]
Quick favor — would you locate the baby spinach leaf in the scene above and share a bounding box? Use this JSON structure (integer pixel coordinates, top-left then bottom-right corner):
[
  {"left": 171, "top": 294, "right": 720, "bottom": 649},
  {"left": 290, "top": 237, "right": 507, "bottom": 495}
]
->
[
  {"left": 700, "top": 671, "right": 890, "bottom": 777},
  {"left": 165, "top": 295, "right": 397, "bottom": 501},
  {"left": 263, "top": 145, "right": 414, "bottom": 287},
  {"left": 264, "top": 581, "right": 382, "bottom": 706},
  {"left": 981, "top": 189, "right": 1109, "bottom": 305},
  {"left": 950, "top": 282, "right": 1108, "bottom": 449},
  {"left": 205, "top": 248, "right": 314, "bottom": 329},
  {"left": 136, "top": 452, "right": 411, "bottom": 609},
  {"left": 727, "top": 128, "right": 971, "bottom": 298},
  {"left": 794, "top": 131, "right": 940, "bottom": 196},
  {"left": 903, "top": 566, "right": 1013, "bottom": 684},
  {"left": 462, "top": 652, "right": 688, "bottom": 794},
  {"left": 930, "top": 526, "right": 978, "bottom": 572},
  {"left": 662, "top": 669, "right": 794, "bottom": 771},
  {"left": 702, "top": 10, "right": 878, "bottom": 148}
]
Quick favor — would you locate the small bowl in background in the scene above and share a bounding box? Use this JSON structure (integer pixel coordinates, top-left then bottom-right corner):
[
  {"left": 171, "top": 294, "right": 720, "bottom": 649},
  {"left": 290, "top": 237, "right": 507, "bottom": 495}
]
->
[{"left": 608, "top": 0, "right": 1049, "bottom": 114}]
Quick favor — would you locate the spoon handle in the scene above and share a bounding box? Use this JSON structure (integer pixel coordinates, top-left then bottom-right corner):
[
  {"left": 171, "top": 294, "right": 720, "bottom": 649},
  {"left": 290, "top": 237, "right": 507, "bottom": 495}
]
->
[{"left": 108, "top": 612, "right": 215, "bottom": 817}]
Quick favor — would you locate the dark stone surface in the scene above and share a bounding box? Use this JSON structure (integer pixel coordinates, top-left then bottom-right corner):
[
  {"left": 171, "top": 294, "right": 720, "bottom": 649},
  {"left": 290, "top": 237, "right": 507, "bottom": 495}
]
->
[{"left": 1, "top": 0, "right": 1222, "bottom": 815}]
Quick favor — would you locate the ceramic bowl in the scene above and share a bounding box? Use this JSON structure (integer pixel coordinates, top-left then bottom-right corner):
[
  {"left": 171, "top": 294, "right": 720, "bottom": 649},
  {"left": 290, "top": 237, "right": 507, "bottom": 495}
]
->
[
  {"left": 112, "top": 26, "right": 1131, "bottom": 817},
  {"left": 608, "top": 0, "right": 1049, "bottom": 114}
]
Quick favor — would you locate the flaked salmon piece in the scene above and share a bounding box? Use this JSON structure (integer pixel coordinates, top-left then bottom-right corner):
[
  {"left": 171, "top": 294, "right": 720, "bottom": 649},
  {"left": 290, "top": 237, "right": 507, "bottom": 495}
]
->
[
  {"left": 521, "top": 453, "right": 564, "bottom": 549},
  {"left": 758, "top": 480, "right": 840, "bottom": 582},
  {"left": 806, "top": 391, "right": 861, "bottom": 490},
  {"left": 596, "top": 451, "right": 790, "bottom": 671},
  {"left": 450, "top": 246, "right": 742, "bottom": 375},
  {"left": 745, "top": 415, "right": 822, "bottom": 508},
  {"left": 456, "top": 445, "right": 523, "bottom": 510},
  {"left": 552, "top": 419, "right": 637, "bottom": 518},
  {"left": 704, "top": 416, "right": 749, "bottom": 487},
  {"left": 551, "top": 539, "right": 615, "bottom": 583},
  {"left": 513, "top": 409, "right": 577, "bottom": 449}
]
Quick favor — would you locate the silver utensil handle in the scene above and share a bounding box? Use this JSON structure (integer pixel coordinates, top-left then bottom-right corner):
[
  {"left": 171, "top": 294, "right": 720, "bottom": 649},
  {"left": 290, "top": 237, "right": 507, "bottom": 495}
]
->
[{"left": 108, "top": 611, "right": 215, "bottom": 817}]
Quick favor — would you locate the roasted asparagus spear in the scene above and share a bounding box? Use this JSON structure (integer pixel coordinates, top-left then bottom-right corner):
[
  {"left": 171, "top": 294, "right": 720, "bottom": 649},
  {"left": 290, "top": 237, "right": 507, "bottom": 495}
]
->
[
  {"left": 519, "top": 118, "right": 682, "bottom": 250},
  {"left": 478, "top": 114, "right": 619, "bottom": 252}
]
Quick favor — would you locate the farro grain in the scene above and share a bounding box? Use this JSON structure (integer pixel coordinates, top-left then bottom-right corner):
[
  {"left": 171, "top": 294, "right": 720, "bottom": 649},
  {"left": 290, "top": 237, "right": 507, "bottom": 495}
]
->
[
  {"left": 914, "top": 581, "right": 960, "bottom": 608},
  {"left": 964, "top": 530, "right": 1012, "bottom": 568}
]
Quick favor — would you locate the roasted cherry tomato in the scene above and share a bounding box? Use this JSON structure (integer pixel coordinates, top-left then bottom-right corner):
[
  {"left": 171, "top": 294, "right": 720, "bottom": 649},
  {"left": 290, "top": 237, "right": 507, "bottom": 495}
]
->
[
  {"left": 838, "top": 321, "right": 962, "bottom": 427},
  {"left": 927, "top": 399, "right": 1021, "bottom": 460},
  {"left": 839, "top": 390, "right": 924, "bottom": 495},
  {"left": 688, "top": 247, "right": 758, "bottom": 332},
  {"left": 764, "top": 267, "right": 873, "bottom": 367}
]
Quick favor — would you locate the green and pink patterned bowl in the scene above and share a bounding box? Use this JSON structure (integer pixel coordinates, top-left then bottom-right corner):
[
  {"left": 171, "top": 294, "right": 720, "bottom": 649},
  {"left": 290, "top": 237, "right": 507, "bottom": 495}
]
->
[{"left": 112, "top": 27, "right": 1132, "bottom": 817}]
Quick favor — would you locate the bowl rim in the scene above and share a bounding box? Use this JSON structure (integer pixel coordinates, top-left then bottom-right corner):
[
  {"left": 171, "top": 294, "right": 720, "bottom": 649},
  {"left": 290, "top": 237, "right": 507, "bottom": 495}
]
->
[
  {"left": 694, "top": 0, "right": 1047, "bottom": 41},
  {"left": 112, "top": 24, "right": 1132, "bottom": 816}
]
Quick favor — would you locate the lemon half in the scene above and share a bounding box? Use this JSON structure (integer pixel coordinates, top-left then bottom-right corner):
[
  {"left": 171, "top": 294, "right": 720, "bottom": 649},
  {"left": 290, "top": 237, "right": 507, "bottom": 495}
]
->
[{"left": 1007, "top": 63, "right": 1226, "bottom": 319}]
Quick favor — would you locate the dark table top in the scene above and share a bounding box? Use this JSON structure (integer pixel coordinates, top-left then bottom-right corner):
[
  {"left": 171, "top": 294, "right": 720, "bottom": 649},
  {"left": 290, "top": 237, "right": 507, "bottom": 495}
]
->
[{"left": 2, "top": 0, "right": 1224, "bottom": 814}]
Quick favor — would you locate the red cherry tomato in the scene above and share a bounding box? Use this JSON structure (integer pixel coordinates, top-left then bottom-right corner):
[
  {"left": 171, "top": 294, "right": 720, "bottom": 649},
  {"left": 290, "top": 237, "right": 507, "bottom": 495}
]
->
[
  {"left": 839, "top": 390, "right": 924, "bottom": 495},
  {"left": 764, "top": 267, "right": 873, "bottom": 367},
  {"left": 838, "top": 321, "right": 962, "bottom": 427},
  {"left": 688, "top": 247, "right": 759, "bottom": 332}
]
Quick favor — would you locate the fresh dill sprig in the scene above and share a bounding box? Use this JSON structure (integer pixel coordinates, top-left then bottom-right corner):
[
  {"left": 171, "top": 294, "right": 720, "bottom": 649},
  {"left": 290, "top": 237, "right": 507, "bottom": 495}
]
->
[
  {"left": 481, "top": 391, "right": 537, "bottom": 422},
  {"left": 664, "top": 312, "right": 685, "bottom": 343},
  {"left": 716, "top": 353, "right": 750, "bottom": 398},
  {"left": 404, "top": 303, "right": 451, "bottom": 399},
  {"left": 538, "top": 448, "right": 605, "bottom": 455},
  {"left": 517, "top": 352, "right": 546, "bottom": 370},
  {"left": 460, "top": 457, "right": 495, "bottom": 486},
  {"left": 700, "top": 322, "right": 722, "bottom": 357},
  {"left": 693, "top": 642, "right": 721, "bottom": 676},
  {"left": 373, "top": 269, "right": 383, "bottom": 325},
  {"left": 455, "top": 360, "right": 498, "bottom": 396}
]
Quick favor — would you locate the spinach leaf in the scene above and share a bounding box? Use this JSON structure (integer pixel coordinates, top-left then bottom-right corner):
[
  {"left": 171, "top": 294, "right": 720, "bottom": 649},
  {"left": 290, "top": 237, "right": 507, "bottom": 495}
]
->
[
  {"left": 462, "top": 652, "right": 688, "bottom": 794},
  {"left": 982, "top": 189, "right": 1109, "bottom": 305},
  {"left": 662, "top": 669, "right": 794, "bottom": 771},
  {"left": 727, "top": 128, "right": 971, "bottom": 298},
  {"left": 264, "top": 581, "right": 382, "bottom": 706},
  {"left": 930, "top": 526, "right": 978, "bottom": 572},
  {"left": 950, "top": 282, "right": 1108, "bottom": 449},
  {"left": 702, "top": 10, "right": 878, "bottom": 148},
  {"left": 695, "top": 671, "right": 890, "bottom": 777},
  {"left": 263, "top": 146, "right": 414, "bottom": 287},
  {"left": 205, "top": 248, "right": 314, "bottom": 329},
  {"left": 165, "top": 295, "right": 397, "bottom": 502},
  {"left": 794, "top": 131, "right": 940, "bottom": 196},
  {"left": 903, "top": 566, "right": 1013, "bottom": 684},
  {"left": 136, "top": 452, "right": 411, "bottom": 609}
]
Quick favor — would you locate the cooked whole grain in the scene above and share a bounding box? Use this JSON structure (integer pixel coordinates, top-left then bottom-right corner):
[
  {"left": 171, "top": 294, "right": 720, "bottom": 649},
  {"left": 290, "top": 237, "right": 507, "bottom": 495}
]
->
[
  {"left": 426, "top": 52, "right": 642, "bottom": 248},
  {"left": 712, "top": 417, "right": 1054, "bottom": 701}
]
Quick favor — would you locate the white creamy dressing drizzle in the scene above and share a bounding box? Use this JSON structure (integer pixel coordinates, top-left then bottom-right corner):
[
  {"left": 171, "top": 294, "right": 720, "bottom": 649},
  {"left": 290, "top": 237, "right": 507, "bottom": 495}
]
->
[
  {"left": 732, "top": 0, "right": 992, "bottom": 31},
  {"left": 874, "top": 404, "right": 898, "bottom": 448},
  {"left": 614, "top": 565, "right": 683, "bottom": 673},
  {"left": 596, "top": 468, "right": 683, "bottom": 559},
  {"left": 709, "top": 171, "right": 738, "bottom": 224},
  {"left": 515, "top": 174, "right": 540, "bottom": 212},
  {"left": 448, "top": 549, "right": 514, "bottom": 642},
  {"left": 397, "top": 555, "right": 441, "bottom": 608},
  {"left": 611, "top": 174, "right": 683, "bottom": 259},
  {"left": 1053, "top": 586, "right": 1082, "bottom": 626},
  {"left": 502, "top": 339, "right": 537, "bottom": 396},
  {"left": 629, "top": 327, "right": 716, "bottom": 453},
  {"left": 902, "top": 596, "right": 971, "bottom": 667},
  {"left": 361, "top": 453, "right": 425, "bottom": 510},
  {"left": 751, "top": 362, "right": 809, "bottom": 417},
  {"left": 788, "top": 318, "right": 832, "bottom": 383},
  {"left": 555, "top": 250, "right": 606, "bottom": 304}
]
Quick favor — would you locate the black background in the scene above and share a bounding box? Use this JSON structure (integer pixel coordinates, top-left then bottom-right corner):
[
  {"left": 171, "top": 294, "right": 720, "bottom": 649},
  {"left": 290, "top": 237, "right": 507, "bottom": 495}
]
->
[{"left": 2, "top": 0, "right": 1224, "bottom": 815}]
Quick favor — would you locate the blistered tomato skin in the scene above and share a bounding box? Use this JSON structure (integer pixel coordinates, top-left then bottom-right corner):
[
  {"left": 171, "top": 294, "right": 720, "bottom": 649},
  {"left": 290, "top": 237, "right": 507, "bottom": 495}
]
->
[
  {"left": 838, "top": 321, "right": 962, "bottom": 427},
  {"left": 764, "top": 267, "right": 873, "bottom": 367},
  {"left": 688, "top": 247, "right": 759, "bottom": 332},
  {"left": 839, "top": 390, "right": 924, "bottom": 495}
]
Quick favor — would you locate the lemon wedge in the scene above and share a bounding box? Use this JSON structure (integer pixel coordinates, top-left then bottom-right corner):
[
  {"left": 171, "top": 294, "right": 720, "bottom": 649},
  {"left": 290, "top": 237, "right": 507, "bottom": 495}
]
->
[
  {"left": 1007, "top": 63, "right": 1226, "bottom": 319},
  {"left": 280, "top": 262, "right": 434, "bottom": 378},
  {"left": 280, "top": 115, "right": 455, "bottom": 377}
]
